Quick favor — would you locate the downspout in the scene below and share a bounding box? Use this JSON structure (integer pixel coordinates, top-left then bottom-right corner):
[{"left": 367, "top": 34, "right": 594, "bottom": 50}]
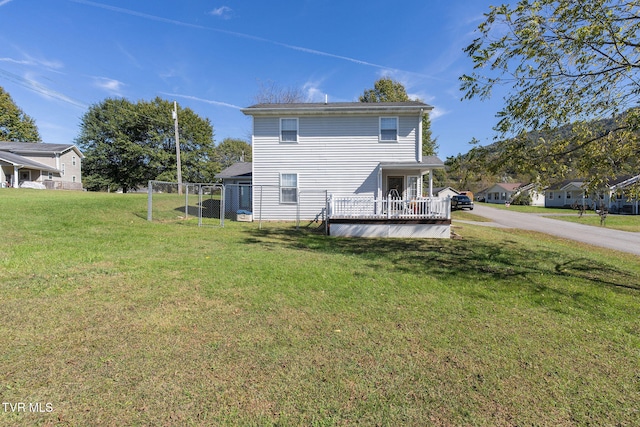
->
[
  {"left": 417, "top": 109, "right": 423, "bottom": 163},
  {"left": 377, "top": 166, "right": 382, "bottom": 215}
]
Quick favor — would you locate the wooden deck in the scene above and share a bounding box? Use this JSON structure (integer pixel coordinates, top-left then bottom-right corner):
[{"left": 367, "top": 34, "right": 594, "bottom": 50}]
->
[{"left": 327, "top": 195, "right": 451, "bottom": 238}]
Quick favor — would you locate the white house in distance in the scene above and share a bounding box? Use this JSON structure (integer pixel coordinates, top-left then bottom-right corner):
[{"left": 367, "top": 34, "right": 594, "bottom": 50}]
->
[
  {"left": 482, "top": 183, "right": 523, "bottom": 204},
  {"left": 608, "top": 174, "right": 640, "bottom": 214},
  {"left": 241, "top": 102, "right": 449, "bottom": 238},
  {"left": 545, "top": 180, "right": 591, "bottom": 209},
  {"left": 0, "top": 142, "right": 83, "bottom": 190}
]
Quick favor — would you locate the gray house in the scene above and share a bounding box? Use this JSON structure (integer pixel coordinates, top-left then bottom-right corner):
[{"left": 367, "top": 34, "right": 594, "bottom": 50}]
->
[
  {"left": 0, "top": 142, "right": 83, "bottom": 190},
  {"left": 242, "top": 102, "right": 449, "bottom": 238}
]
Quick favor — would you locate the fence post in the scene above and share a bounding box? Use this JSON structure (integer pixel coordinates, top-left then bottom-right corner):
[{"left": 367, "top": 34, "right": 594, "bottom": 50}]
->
[
  {"left": 220, "top": 184, "right": 225, "bottom": 228},
  {"left": 147, "top": 180, "right": 153, "bottom": 221},
  {"left": 198, "top": 184, "right": 203, "bottom": 227},
  {"left": 387, "top": 194, "right": 391, "bottom": 219},
  {"left": 184, "top": 183, "right": 189, "bottom": 219},
  {"left": 325, "top": 190, "right": 329, "bottom": 235}
]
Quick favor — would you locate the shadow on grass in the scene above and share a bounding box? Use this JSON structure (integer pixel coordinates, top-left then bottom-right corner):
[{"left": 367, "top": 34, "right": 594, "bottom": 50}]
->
[
  {"left": 174, "top": 199, "right": 222, "bottom": 218},
  {"left": 241, "top": 226, "right": 640, "bottom": 296}
]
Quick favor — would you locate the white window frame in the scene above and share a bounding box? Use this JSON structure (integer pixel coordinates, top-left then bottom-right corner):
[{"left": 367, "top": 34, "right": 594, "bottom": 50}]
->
[
  {"left": 280, "top": 173, "right": 298, "bottom": 204},
  {"left": 407, "top": 176, "right": 419, "bottom": 199},
  {"left": 280, "top": 118, "right": 298, "bottom": 143},
  {"left": 72, "top": 156, "right": 76, "bottom": 166},
  {"left": 379, "top": 117, "right": 398, "bottom": 142}
]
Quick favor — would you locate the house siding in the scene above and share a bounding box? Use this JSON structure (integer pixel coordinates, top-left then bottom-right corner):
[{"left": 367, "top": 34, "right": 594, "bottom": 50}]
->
[
  {"left": 0, "top": 144, "right": 83, "bottom": 189},
  {"left": 252, "top": 115, "right": 420, "bottom": 220}
]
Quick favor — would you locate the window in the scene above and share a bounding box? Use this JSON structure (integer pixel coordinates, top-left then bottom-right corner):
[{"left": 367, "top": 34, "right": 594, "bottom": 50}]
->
[
  {"left": 280, "top": 173, "right": 298, "bottom": 204},
  {"left": 407, "top": 176, "right": 418, "bottom": 199},
  {"left": 72, "top": 176, "right": 76, "bottom": 183},
  {"left": 72, "top": 156, "right": 76, "bottom": 166},
  {"left": 280, "top": 118, "right": 298, "bottom": 142},
  {"left": 549, "top": 192, "right": 554, "bottom": 200},
  {"left": 566, "top": 192, "right": 572, "bottom": 199},
  {"left": 61, "top": 163, "right": 65, "bottom": 176},
  {"left": 380, "top": 117, "right": 398, "bottom": 141},
  {"left": 47, "top": 172, "right": 53, "bottom": 180}
]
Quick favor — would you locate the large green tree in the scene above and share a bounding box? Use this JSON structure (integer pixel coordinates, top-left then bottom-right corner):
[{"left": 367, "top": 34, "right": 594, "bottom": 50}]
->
[
  {"left": 359, "top": 77, "right": 438, "bottom": 157},
  {"left": 77, "top": 97, "right": 215, "bottom": 192},
  {"left": 460, "top": 0, "right": 640, "bottom": 194},
  {"left": 0, "top": 86, "right": 41, "bottom": 142},
  {"left": 214, "top": 138, "right": 252, "bottom": 171}
]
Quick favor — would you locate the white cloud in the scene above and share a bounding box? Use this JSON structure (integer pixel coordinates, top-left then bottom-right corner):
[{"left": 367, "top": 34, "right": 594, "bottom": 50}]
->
[
  {"left": 93, "top": 77, "right": 125, "bottom": 94},
  {"left": 429, "top": 107, "right": 448, "bottom": 121},
  {"left": 209, "top": 6, "right": 232, "bottom": 19},
  {"left": 1, "top": 69, "right": 87, "bottom": 109},
  {"left": 0, "top": 49, "right": 64, "bottom": 70},
  {"left": 303, "top": 79, "right": 326, "bottom": 102},
  {"left": 0, "top": 57, "right": 30, "bottom": 65},
  {"left": 0, "top": 0, "right": 13, "bottom": 6}
]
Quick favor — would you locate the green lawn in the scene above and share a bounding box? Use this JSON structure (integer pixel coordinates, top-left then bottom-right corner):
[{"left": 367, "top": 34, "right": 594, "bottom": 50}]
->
[{"left": 1, "top": 190, "right": 639, "bottom": 426}]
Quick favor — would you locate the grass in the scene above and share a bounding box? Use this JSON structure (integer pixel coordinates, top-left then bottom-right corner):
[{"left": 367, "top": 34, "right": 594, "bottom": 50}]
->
[
  {"left": 1, "top": 189, "right": 639, "bottom": 426},
  {"left": 479, "top": 202, "right": 640, "bottom": 232}
]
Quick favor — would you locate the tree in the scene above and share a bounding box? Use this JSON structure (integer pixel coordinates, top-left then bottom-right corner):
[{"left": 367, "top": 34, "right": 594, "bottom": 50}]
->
[
  {"left": 253, "top": 80, "right": 306, "bottom": 104},
  {"left": 359, "top": 77, "right": 439, "bottom": 156},
  {"left": 460, "top": 0, "right": 640, "bottom": 195},
  {"left": 77, "top": 97, "right": 215, "bottom": 192},
  {"left": 0, "top": 86, "right": 41, "bottom": 142},
  {"left": 214, "top": 138, "right": 252, "bottom": 171}
]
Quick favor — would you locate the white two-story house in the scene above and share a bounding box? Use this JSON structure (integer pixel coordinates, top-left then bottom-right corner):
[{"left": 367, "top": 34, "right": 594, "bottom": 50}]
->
[{"left": 241, "top": 102, "right": 449, "bottom": 238}]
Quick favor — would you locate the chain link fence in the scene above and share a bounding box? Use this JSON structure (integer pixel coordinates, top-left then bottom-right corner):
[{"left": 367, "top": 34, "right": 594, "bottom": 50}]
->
[
  {"left": 146, "top": 181, "right": 224, "bottom": 227},
  {"left": 147, "top": 181, "right": 328, "bottom": 232}
]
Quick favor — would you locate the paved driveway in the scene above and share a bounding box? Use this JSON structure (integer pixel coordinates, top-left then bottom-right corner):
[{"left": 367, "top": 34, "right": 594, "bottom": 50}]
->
[{"left": 459, "top": 204, "right": 640, "bottom": 256}]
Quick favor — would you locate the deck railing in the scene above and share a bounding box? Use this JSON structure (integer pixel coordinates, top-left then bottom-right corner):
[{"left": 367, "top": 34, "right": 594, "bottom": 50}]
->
[{"left": 327, "top": 194, "right": 450, "bottom": 220}]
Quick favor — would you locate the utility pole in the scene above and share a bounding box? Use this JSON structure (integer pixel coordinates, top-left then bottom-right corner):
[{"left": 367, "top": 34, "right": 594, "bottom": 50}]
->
[{"left": 173, "top": 101, "right": 183, "bottom": 195}]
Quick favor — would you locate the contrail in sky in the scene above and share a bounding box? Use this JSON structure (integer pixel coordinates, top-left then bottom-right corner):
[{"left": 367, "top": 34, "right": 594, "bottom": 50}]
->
[
  {"left": 160, "top": 93, "right": 243, "bottom": 110},
  {"left": 71, "top": 0, "right": 438, "bottom": 80}
]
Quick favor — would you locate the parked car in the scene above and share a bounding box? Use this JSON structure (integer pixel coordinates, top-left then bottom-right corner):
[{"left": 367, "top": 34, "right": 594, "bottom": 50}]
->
[{"left": 451, "top": 195, "right": 474, "bottom": 210}]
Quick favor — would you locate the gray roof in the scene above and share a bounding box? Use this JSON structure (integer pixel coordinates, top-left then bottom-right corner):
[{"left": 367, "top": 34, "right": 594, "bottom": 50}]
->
[
  {"left": 0, "top": 141, "right": 84, "bottom": 157},
  {"left": 242, "top": 101, "right": 432, "bottom": 116},
  {"left": 215, "top": 162, "right": 252, "bottom": 179},
  {"left": 379, "top": 156, "right": 445, "bottom": 169},
  {"left": 0, "top": 151, "right": 60, "bottom": 172}
]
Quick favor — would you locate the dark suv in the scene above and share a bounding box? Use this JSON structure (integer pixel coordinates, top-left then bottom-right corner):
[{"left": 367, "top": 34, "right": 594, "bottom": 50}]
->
[{"left": 451, "top": 195, "right": 474, "bottom": 211}]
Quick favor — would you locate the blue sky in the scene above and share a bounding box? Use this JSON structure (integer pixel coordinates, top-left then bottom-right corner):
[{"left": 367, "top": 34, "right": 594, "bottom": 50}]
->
[{"left": 0, "top": 0, "right": 509, "bottom": 159}]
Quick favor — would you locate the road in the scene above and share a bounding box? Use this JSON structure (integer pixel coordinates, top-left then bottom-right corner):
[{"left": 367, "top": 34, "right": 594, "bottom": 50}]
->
[{"left": 457, "top": 203, "right": 640, "bottom": 256}]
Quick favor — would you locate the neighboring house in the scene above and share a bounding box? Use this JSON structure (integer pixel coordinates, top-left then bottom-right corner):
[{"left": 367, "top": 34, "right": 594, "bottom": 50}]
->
[
  {"left": 0, "top": 142, "right": 83, "bottom": 190},
  {"left": 484, "top": 183, "right": 523, "bottom": 204},
  {"left": 241, "top": 102, "right": 449, "bottom": 238},
  {"left": 607, "top": 174, "right": 640, "bottom": 214},
  {"left": 545, "top": 180, "right": 593, "bottom": 209},
  {"left": 215, "top": 162, "right": 253, "bottom": 217},
  {"left": 514, "top": 183, "right": 546, "bottom": 206},
  {"left": 432, "top": 186, "right": 459, "bottom": 199}
]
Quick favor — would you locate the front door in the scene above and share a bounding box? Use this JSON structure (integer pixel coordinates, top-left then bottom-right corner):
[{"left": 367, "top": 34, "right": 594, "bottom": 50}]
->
[{"left": 387, "top": 176, "right": 404, "bottom": 199}]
